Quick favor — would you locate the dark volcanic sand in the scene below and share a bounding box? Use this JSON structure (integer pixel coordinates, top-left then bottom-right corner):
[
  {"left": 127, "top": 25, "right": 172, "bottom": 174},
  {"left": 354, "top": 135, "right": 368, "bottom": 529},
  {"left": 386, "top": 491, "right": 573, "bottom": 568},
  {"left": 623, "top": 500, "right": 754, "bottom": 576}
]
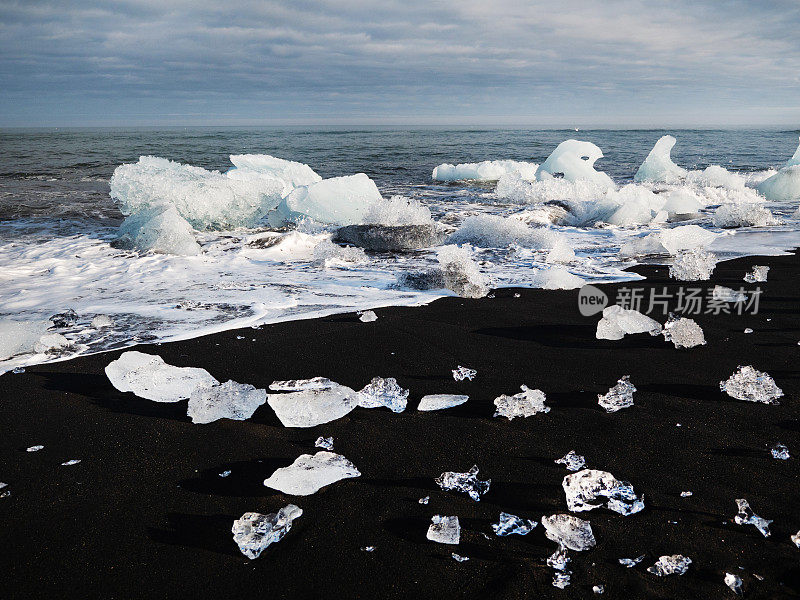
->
[{"left": 1, "top": 251, "right": 799, "bottom": 600}]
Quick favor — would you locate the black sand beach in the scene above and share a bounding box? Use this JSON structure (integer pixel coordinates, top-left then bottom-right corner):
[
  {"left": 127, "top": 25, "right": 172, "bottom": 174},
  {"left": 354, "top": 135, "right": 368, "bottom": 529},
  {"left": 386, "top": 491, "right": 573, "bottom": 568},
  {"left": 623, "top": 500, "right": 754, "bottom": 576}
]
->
[{"left": 2, "top": 251, "right": 799, "bottom": 599}]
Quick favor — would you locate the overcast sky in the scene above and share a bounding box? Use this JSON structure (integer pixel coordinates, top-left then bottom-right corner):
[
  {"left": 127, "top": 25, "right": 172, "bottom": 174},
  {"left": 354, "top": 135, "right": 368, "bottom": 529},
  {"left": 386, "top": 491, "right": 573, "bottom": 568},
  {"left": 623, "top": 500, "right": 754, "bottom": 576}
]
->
[{"left": 1, "top": 0, "right": 799, "bottom": 127}]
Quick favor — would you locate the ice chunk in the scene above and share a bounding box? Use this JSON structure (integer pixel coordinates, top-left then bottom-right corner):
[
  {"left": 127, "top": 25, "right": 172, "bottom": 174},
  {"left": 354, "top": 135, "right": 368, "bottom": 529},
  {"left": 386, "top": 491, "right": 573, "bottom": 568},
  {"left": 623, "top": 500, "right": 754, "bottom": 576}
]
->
[
  {"left": 361, "top": 545, "right": 375, "bottom": 552},
  {"left": 784, "top": 137, "right": 800, "bottom": 168},
  {"left": 555, "top": 450, "right": 586, "bottom": 471},
  {"left": 451, "top": 553, "right": 470, "bottom": 562},
  {"left": 532, "top": 266, "right": 586, "bottom": 290},
  {"left": 187, "top": 380, "right": 267, "bottom": 424},
  {"left": 622, "top": 224, "right": 717, "bottom": 257},
  {"left": 334, "top": 224, "right": 443, "bottom": 251},
  {"left": 552, "top": 572, "right": 571, "bottom": 589},
  {"left": 437, "top": 245, "right": 490, "bottom": 298},
  {"left": 757, "top": 165, "right": 800, "bottom": 202},
  {"left": 0, "top": 319, "right": 50, "bottom": 361},
  {"left": 719, "top": 365, "right": 783, "bottom": 404},
  {"left": 647, "top": 555, "right": 691, "bottom": 576},
  {"left": 541, "top": 514, "right": 596, "bottom": 551},
  {"left": 269, "top": 377, "right": 333, "bottom": 392},
  {"left": 358, "top": 310, "right": 378, "bottom": 322},
  {"left": 493, "top": 385, "right": 550, "bottom": 419},
  {"left": 90, "top": 315, "right": 113, "bottom": 329},
  {"left": 356, "top": 377, "right": 409, "bottom": 413},
  {"left": 447, "top": 214, "right": 559, "bottom": 248},
  {"left": 771, "top": 443, "right": 789, "bottom": 460},
  {"left": 713, "top": 203, "right": 779, "bottom": 228},
  {"left": 418, "top": 496, "right": 430, "bottom": 504},
  {"left": 228, "top": 154, "right": 321, "bottom": 194},
  {"left": 725, "top": 572, "right": 743, "bottom": 597},
  {"left": 61, "top": 459, "right": 81, "bottom": 466},
  {"left": 272, "top": 173, "right": 382, "bottom": 226},
  {"left": 452, "top": 366, "right": 476, "bottom": 381},
  {"left": 598, "top": 376, "right": 636, "bottom": 413},
  {"left": 315, "top": 436, "right": 334, "bottom": 450},
  {"left": 418, "top": 394, "right": 469, "bottom": 411},
  {"left": 662, "top": 315, "right": 706, "bottom": 349},
  {"left": 744, "top": 328, "right": 754, "bottom": 334},
  {"left": 432, "top": 160, "right": 538, "bottom": 182},
  {"left": 312, "top": 239, "right": 367, "bottom": 268},
  {"left": 669, "top": 248, "right": 716, "bottom": 281},
  {"left": 436, "top": 465, "right": 490, "bottom": 501},
  {"left": 26, "top": 445, "right": 44, "bottom": 452},
  {"left": 546, "top": 238, "right": 576, "bottom": 264},
  {"left": 619, "top": 555, "right": 645, "bottom": 567},
  {"left": 231, "top": 504, "right": 302, "bottom": 559},
  {"left": 634, "top": 136, "right": 688, "bottom": 184},
  {"left": 593, "top": 584, "right": 605, "bottom": 594},
  {"left": 744, "top": 265, "right": 769, "bottom": 283},
  {"left": 263, "top": 451, "right": 360, "bottom": 495},
  {"left": 536, "top": 140, "right": 615, "bottom": 187},
  {"left": 563, "top": 469, "right": 644, "bottom": 515},
  {"left": 219, "top": 470, "right": 231, "bottom": 477},
  {"left": 596, "top": 305, "right": 661, "bottom": 341},
  {"left": 733, "top": 499, "right": 772, "bottom": 537},
  {"left": 687, "top": 165, "right": 745, "bottom": 189},
  {"left": 661, "top": 189, "right": 704, "bottom": 218},
  {"left": 105, "top": 351, "right": 219, "bottom": 402},
  {"left": 362, "top": 195, "right": 434, "bottom": 226},
  {"left": 116, "top": 203, "right": 201, "bottom": 256},
  {"left": 267, "top": 380, "right": 359, "bottom": 427},
  {"left": 49, "top": 309, "right": 78, "bottom": 328},
  {"left": 33, "top": 333, "right": 71, "bottom": 354},
  {"left": 791, "top": 531, "right": 800, "bottom": 548},
  {"left": 427, "top": 515, "right": 460, "bottom": 544},
  {"left": 713, "top": 285, "right": 748, "bottom": 303},
  {"left": 492, "top": 512, "right": 537, "bottom": 536}
]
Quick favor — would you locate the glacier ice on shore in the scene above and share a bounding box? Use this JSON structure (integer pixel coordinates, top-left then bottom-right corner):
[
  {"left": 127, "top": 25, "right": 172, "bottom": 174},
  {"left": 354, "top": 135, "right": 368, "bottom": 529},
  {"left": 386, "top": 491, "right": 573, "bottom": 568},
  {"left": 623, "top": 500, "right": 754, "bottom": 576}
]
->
[
  {"left": 0, "top": 319, "right": 51, "bottom": 362},
  {"left": 713, "top": 285, "right": 747, "bottom": 303},
  {"left": 662, "top": 315, "right": 706, "bottom": 349},
  {"left": 771, "top": 443, "right": 789, "bottom": 460},
  {"left": 595, "top": 305, "right": 661, "bottom": 341},
  {"left": 437, "top": 245, "right": 491, "bottom": 298},
  {"left": 452, "top": 366, "right": 477, "bottom": 381},
  {"left": 563, "top": 469, "right": 644, "bottom": 515},
  {"left": 634, "top": 136, "right": 688, "bottom": 184},
  {"left": 228, "top": 154, "right": 321, "bottom": 195},
  {"left": 356, "top": 377, "right": 409, "bottom": 413},
  {"left": 713, "top": 203, "right": 779, "bottom": 228},
  {"left": 417, "top": 394, "right": 469, "bottom": 411},
  {"left": 263, "top": 451, "right": 360, "bottom": 495},
  {"left": 492, "top": 512, "right": 537, "bottom": 536},
  {"left": 669, "top": 248, "right": 716, "bottom": 281},
  {"left": 116, "top": 203, "right": 201, "bottom": 256},
  {"left": 725, "top": 572, "right": 744, "bottom": 597},
  {"left": 90, "top": 315, "right": 113, "bottom": 329},
  {"left": 733, "top": 498, "right": 772, "bottom": 537},
  {"left": 427, "top": 515, "right": 460, "bottom": 544},
  {"left": 33, "top": 333, "right": 71, "bottom": 354},
  {"left": 719, "top": 365, "right": 783, "bottom": 404},
  {"left": 536, "top": 140, "right": 615, "bottom": 187},
  {"left": 231, "top": 504, "right": 302, "bottom": 559},
  {"left": 187, "top": 380, "right": 267, "bottom": 424},
  {"left": 598, "top": 376, "right": 636, "bottom": 413},
  {"left": 555, "top": 450, "right": 586, "bottom": 471},
  {"left": 620, "top": 225, "right": 717, "bottom": 258},
  {"left": 493, "top": 385, "right": 550, "bottom": 419},
  {"left": 271, "top": 173, "right": 382, "bottom": 226},
  {"left": 744, "top": 265, "right": 769, "bottom": 283},
  {"left": 269, "top": 377, "right": 333, "bottom": 392},
  {"left": 358, "top": 310, "right": 378, "bottom": 322},
  {"left": 619, "top": 555, "right": 645, "bottom": 567},
  {"left": 435, "top": 465, "right": 490, "bottom": 501},
  {"left": 757, "top": 164, "right": 800, "bottom": 202},
  {"left": 315, "top": 436, "right": 334, "bottom": 450},
  {"left": 105, "top": 351, "right": 219, "bottom": 402},
  {"left": 447, "top": 214, "right": 559, "bottom": 249},
  {"left": 312, "top": 239, "right": 367, "bottom": 268},
  {"left": 541, "top": 514, "right": 596, "bottom": 551},
  {"left": 432, "top": 160, "right": 538, "bottom": 182},
  {"left": 267, "top": 380, "right": 359, "bottom": 427},
  {"left": 532, "top": 266, "right": 586, "bottom": 290},
  {"left": 647, "top": 555, "right": 691, "bottom": 576}
]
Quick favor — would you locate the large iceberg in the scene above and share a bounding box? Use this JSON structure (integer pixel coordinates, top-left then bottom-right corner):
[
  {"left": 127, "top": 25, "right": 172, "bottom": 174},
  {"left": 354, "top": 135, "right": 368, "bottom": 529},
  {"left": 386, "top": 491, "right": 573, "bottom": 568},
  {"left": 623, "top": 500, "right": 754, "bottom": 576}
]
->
[
  {"left": 634, "top": 135, "right": 688, "bottom": 184},
  {"left": 433, "top": 160, "right": 538, "bottom": 182},
  {"left": 535, "top": 140, "right": 615, "bottom": 187},
  {"left": 105, "top": 351, "right": 219, "bottom": 402},
  {"left": 263, "top": 451, "right": 360, "bottom": 495}
]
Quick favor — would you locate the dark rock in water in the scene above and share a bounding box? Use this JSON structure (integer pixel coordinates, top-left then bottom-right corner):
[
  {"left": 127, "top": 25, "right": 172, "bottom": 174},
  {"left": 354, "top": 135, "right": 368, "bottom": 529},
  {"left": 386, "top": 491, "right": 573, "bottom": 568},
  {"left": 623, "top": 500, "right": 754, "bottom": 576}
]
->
[
  {"left": 334, "top": 224, "right": 444, "bottom": 251},
  {"left": 50, "top": 309, "right": 78, "bottom": 328}
]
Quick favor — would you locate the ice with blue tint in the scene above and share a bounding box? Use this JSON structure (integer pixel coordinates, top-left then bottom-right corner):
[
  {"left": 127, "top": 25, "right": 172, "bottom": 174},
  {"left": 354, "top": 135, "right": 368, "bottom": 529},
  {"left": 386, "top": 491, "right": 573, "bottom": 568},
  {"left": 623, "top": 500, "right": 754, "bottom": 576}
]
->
[
  {"left": 634, "top": 136, "right": 688, "bottom": 184},
  {"left": 232, "top": 504, "right": 302, "bottom": 559},
  {"left": 536, "top": 140, "right": 615, "bottom": 187}
]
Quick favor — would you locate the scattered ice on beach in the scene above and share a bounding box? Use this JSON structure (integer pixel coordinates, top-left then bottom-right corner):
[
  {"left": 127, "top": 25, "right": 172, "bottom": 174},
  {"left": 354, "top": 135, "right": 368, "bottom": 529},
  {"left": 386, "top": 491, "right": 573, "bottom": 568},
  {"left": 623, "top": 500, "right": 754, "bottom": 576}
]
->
[
  {"left": 648, "top": 555, "right": 692, "bottom": 576},
  {"left": 634, "top": 136, "right": 688, "bottom": 184},
  {"left": 437, "top": 245, "right": 491, "bottom": 298},
  {"left": 734, "top": 499, "right": 772, "bottom": 537},
  {"left": 555, "top": 451, "right": 586, "bottom": 471},
  {"left": 448, "top": 214, "right": 559, "bottom": 249},
  {"left": 361, "top": 546, "right": 375, "bottom": 552},
  {"left": 680, "top": 491, "right": 693, "bottom": 497},
  {"left": 619, "top": 555, "right": 645, "bottom": 567},
  {"left": 669, "top": 248, "right": 716, "bottom": 281},
  {"left": 33, "top": 333, "right": 71, "bottom": 354},
  {"left": 593, "top": 584, "right": 605, "bottom": 595},
  {"left": 419, "top": 496, "right": 430, "bottom": 504},
  {"left": 0, "top": 483, "right": 9, "bottom": 499},
  {"left": 418, "top": 394, "right": 469, "bottom": 411},
  {"left": 231, "top": 504, "right": 302, "bottom": 559},
  {"left": 315, "top": 436, "right": 334, "bottom": 450},
  {"left": 61, "top": 459, "right": 81, "bottom": 466},
  {"left": 725, "top": 573, "right": 744, "bottom": 597},
  {"left": 358, "top": 310, "right": 378, "bottom": 322},
  {"left": 744, "top": 265, "right": 769, "bottom": 283},
  {"left": 90, "top": 315, "right": 113, "bottom": 329},
  {"left": 713, "top": 203, "right": 779, "bottom": 228},
  {"left": 719, "top": 366, "right": 783, "bottom": 404},
  {"left": 432, "top": 160, "right": 538, "bottom": 182},
  {"left": 662, "top": 314, "right": 706, "bottom": 349},
  {"left": 598, "top": 376, "right": 636, "bottom": 413},
  {"left": 26, "top": 445, "right": 44, "bottom": 452},
  {"left": 541, "top": 514, "right": 596, "bottom": 551},
  {"left": 563, "top": 469, "right": 644, "bottom": 515},
  {"left": 492, "top": 512, "right": 537, "bottom": 536},
  {"left": 263, "top": 451, "right": 360, "bottom": 495},
  {"left": 713, "top": 285, "right": 748, "bottom": 303},
  {"left": 596, "top": 305, "right": 661, "bottom": 340},
  {"left": 219, "top": 470, "right": 231, "bottom": 478},
  {"left": 436, "top": 465, "right": 490, "bottom": 501},
  {"left": 427, "top": 515, "right": 461, "bottom": 544},
  {"left": 105, "top": 351, "right": 219, "bottom": 402},
  {"left": 267, "top": 380, "right": 359, "bottom": 427},
  {"left": 356, "top": 377, "right": 409, "bottom": 413},
  {"left": 744, "top": 328, "right": 754, "bottom": 334},
  {"left": 452, "top": 366, "right": 477, "bottom": 381},
  {"left": 771, "top": 443, "right": 789, "bottom": 460},
  {"left": 451, "top": 553, "right": 470, "bottom": 562},
  {"left": 187, "top": 380, "right": 267, "bottom": 424},
  {"left": 493, "top": 385, "right": 550, "bottom": 419},
  {"left": 791, "top": 531, "right": 800, "bottom": 548}
]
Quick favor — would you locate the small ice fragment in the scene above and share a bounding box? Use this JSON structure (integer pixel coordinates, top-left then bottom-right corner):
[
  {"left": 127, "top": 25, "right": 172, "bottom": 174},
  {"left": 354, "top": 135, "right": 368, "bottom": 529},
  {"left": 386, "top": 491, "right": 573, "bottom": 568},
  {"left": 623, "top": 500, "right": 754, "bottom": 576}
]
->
[
  {"left": 547, "top": 546, "right": 571, "bottom": 570},
  {"left": 91, "top": 315, "right": 114, "bottom": 329},
  {"left": 552, "top": 572, "right": 571, "bottom": 589},
  {"left": 356, "top": 377, "right": 409, "bottom": 413},
  {"left": 555, "top": 450, "right": 586, "bottom": 471},
  {"left": 61, "top": 459, "right": 81, "bottom": 466},
  {"left": 417, "top": 394, "right": 469, "bottom": 411},
  {"left": 619, "top": 555, "right": 645, "bottom": 567},
  {"left": 647, "top": 555, "right": 692, "bottom": 576},
  {"left": 263, "top": 451, "right": 360, "bottom": 495},
  {"left": 219, "top": 470, "right": 232, "bottom": 478},
  {"left": 562, "top": 469, "right": 644, "bottom": 515},
  {"left": 12, "top": 367, "right": 25, "bottom": 374},
  {"left": 598, "top": 376, "right": 636, "bottom": 413},
  {"left": 546, "top": 238, "right": 576, "bottom": 264},
  {"left": 427, "top": 515, "right": 460, "bottom": 544},
  {"left": 492, "top": 512, "right": 537, "bottom": 536},
  {"left": 771, "top": 443, "right": 790, "bottom": 460},
  {"left": 187, "top": 380, "right": 267, "bottom": 424},
  {"left": 791, "top": 530, "right": 800, "bottom": 548},
  {"left": 452, "top": 553, "right": 470, "bottom": 562},
  {"left": 50, "top": 309, "right": 78, "bottom": 328},
  {"left": 662, "top": 314, "right": 706, "bottom": 349},
  {"left": 358, "top": 310, "right": 378, "bottom": 323},
  {"left": 418, "top": 496, "right": 430, "bottom": 504},
  {"left": 34, "top": 332, "right": 71, "bottom": 353},
  {"left": 231, "top": 504, "right": 302, "bottom": 559},
  {"left": 361, "top": 546, "right": 375, "bottom": 552},
  {"left": 493, "top": 385, "right": 549, "bottom": 419},
  {"left": 105, "top": 351, "right": 219, "bottom": 402},
  {"left": 744, "top": 328, "right": 753, "bottom": 334},
  {"left": 713, "top": 285, "right": 748, "bottom": 303},
  {"left": 452, "top": 366, "right": 477, "bottom": 381},
  {"left": 315, "top": 436, "right": 334, "bottom": 450},
  {"left": 669, "top": 248, "right": 716, "bottom": 281},
  {"left": 541, "top": 514, "right": 596, "bottom": 551},
  {"left": 680, "top": 491, "right": 693, "bottom": 497},
  {"left": 0, "top": 483, "right": 9, "bottom": 499},
  {"left": 744, "top": 266, "right": 769, "bottom": 283},
  {"left": 267, "top": 380, "right": 359, "bottom": 427},
  {"left": 513, "top": 292, "right": 521, "bottom": 298},
  {"left": 26, "top": 445, "right": 44, "bottom": 452},
  {"left": 596, "top": 305, "right": 661, "bottom": 340},
  {"left": 733, "top": 499, "right": 772, "bottom": 537},
  {"left": 719, "top": 366, "right": 784, "bottom": 404},
  {"left": 593, "top": 585, "right": 605, "bottom": 594},
  {"left": 435, "top": 465, "right": 490, "bottom": 501},
  {"left": 269, "top": 377, "right": 334, "bottom": 391},
  {"left": 725, "top": 572, "right": 744, "bottom": 597}
]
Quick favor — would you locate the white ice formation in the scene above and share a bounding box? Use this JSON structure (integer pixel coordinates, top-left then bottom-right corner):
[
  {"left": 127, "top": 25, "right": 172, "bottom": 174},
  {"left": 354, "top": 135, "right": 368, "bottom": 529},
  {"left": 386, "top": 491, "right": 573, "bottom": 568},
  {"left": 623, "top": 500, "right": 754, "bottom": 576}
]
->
[
  {"left": 562, "top": 469, "right": 644, "bottom": 515},
  {"left": 536, "top": 140, "right": 615, "bottom": 188},
  {"left": 669, "top": 248, "right": 716, "bottom": 281},
  {"left": 541, "top": 514, "right": 596, "bottom": 551},
  {"left": 231, "top": 504, "right": 303, "bottom": 559},
  {"left": 555, "top": 450, "right": 586, "bottom": 471},
  {"left": 595, "top": 305, "right": 661, "bottom": 341},
  {"left": 427, "top": 515, "right": 461, "bottom": 544},
  {"left": 187, "top": 380, "right": 267, "bottom": 424},
  {"left": 358, "top": 310, "right": 378, "bottom": 322},
  {"left": 356, "top": 377, "right": 409, "bottom": 413},
  {"left": 105, "top": 351, "right": 218, "bottom": 402},
  {"left": 634, "top": 136, "right": 688, "bottom": 184},
  {"left": 661, "top": 315, "right": 706, "bottom": 349},
  {"left": 493, "top": 385, "right": 550, "bottom": 419},
  {"left": 719, "top": 366, "right": 783, "bottom": 404},
  {"left": 432, "top": 160, "right": 538, "bottom": 182},
  {"left": 452, "top": 366, "right": 477, "bottom": 381},
  {"left": 492, "top": 512, "right": 537, "bottom": 536},
  {"left": 597, "top": 376, "right": 636, "bottom": 413},
  {"left": 263, "top": 451, "right": 360, "bottom": 495},
  {"left": 267, "top": 379, "right": 359, "bottom": 427},
  {"left": 417, "top": 394, "right": 469, "bottom": 411},
  {"left": 744, "top": 265, "right": 769, "bottom": 283},
  {"left": 435, "top": 465, "right": 490, "bottom": 501},
  {"left": 647, "top": 555, "right": 692, "bottom": 576},
  {"left": 733, "top": 498, "right": 772, "bottom": 537}
]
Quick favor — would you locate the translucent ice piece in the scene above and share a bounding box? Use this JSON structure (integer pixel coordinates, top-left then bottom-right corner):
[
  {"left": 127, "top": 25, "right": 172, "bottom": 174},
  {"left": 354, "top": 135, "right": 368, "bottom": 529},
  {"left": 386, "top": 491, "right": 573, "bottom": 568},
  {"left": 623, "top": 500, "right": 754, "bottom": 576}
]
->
[
  {"left": 231, "top": 504, "right": 302, "bottom": 559},
  {"left": 34, "top": 333, "right": 71, "bottom": 354},
  {"left": 451, "top": 553, "right": 470, "bottom": 562},
  {"left": 719, "top": 366, "right": 784, "bottom": 404},
  {"left": 791, "top": 530, "right": 800, "bottom": 548},
  {"left": 418, "top": 496, "right": 430, "bottom": 505},
  {"left": 435, "top": 465, "right": 490, "bottom": 501},
  {"left": 593, "top": 584, "right": 605, "bottom": 594},
  {"left": 312, "top": 240, "right": 367, "bottom": 268},
  {"left": 105, "top": 351, "right": 219, "bottom": 402},
  {"left": 187, "top": 380, "right": 267, "bottom": 424},
  {"left": 725, "top": 573, "right": 743, "bottom": 597},
  {"left": 417, "top": 394, "right": 469, "bottom": 411},
  {"left": 452, "top": 366, "right": 477, "bottom": 381},
  {"left": 427, "top": 515, "right": 460, "bottom": 544},
  {"left": 493, "top": 385, "right": 550, "bottom": 419},
  {"left": 536, "top": 140, "right": 614, "bottom": 187},
  {"left": 91, "top": 315, "right": 113, "bottom": 329},
  {"left": 555, "top": 450, "right": 586, "bottom": 471},
  {"left": 359, "top": 310, "right": 378, "bottom": 322},
  {"left": 26, "top": 445, "right": 44, "bottom": 452},
  {"left": 680, "top": 491, "right": 693, "bottom": 497},
  {"left": 552, "top": 572, "right": 571, "bottom": 589},
  {"left": 598, "top": 376, "right": 636, "bottom": 413},
  {"left": 744, "top": 328, "right": 753, "bottom": 334},
  {"left": 61, "top": 459, "right": 81, "bottom": 466},
  {"left": 662, "top": 314, "right": 706, "bottom": 349},
  {"left": 263, "top": 451, "right": 360, "bottom": 495},
  {"left": 562, "top": 469, "right": 643, "bottom": 515},
  {"left": 219, "top": 470, "right": 231, "bottom": 478},
  {"left": 712, "top": 285, "right": 747, "bottom": 303},
  {"left": 274, "top": 173, "right": 382, "bottom": 226},
  {"left": 596, "top": 305, "right": 661, "bottom": 340},
  {"left": 634, "top": 136, "right": 688, "bottom": 184},
  {"left": 546, "top": 238, "right": 576, "bottom": 264},
  {"left": 619, "top": 555, "right": 645, "bottom": 567},
  {"left": 49, "top": 309, "right": 78, "bottom": 328},
  {"left": 361, "top": 545, "right": 375, "bottom": 552},
  {"left": 267, "top": 381, "right": 359, "bottom": 427},
  {"left": 269, "top": 377, "right": 334, "bottom": 391},
  {"left": 315, "top": 436, "right": 334, "bottom": 450},
  {"left": 356, "top": 377, "right": 409, "bottom": 413},
  {"left": 432, "top": 159, "right": 538, "bottom": 182},
  {"left": 541, "top": 514, "right": 596, "bottom": 551},
  {"left": 116, "top": 203, "right": 201, "bottom": 256},
  {"left": 228, "top": 154, "right": 321, "bottom": 192},
  {"left": 757, "top": 164, "right": 800, "bottom": 202},
  {"left": 733, "top": 499, "right": 772, "bottom": 537},
  {"left": 744, "top": 265, "right": 769, "bottom": 283},
  {"left": 437, "top": 245, "right": 491, "bottom": 298},
  {"left": 647, "top": 555, "right": 692, "bottom": 576},
  {"left": 771, "top": 443, "right": 789, "bottom": 460},
  {"left": 713, "top": 203, "right": 779, "bottom": 228},
  {"left": 492, "top": 512, "right": 537, "bottom": 536},
  {"left": 669, "top": 248, "right": 716, "bottom": 281},
  {"left": 547, "top": 546, "right": 571, "bottom": 570}
]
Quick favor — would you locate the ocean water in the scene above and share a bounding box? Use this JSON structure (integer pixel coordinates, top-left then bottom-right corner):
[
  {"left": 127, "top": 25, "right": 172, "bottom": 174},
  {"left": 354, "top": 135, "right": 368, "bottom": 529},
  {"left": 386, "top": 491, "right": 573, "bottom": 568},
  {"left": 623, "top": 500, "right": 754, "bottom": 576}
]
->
[{"left": 1, "top": 127, "right": 799, "bottom": 372}]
